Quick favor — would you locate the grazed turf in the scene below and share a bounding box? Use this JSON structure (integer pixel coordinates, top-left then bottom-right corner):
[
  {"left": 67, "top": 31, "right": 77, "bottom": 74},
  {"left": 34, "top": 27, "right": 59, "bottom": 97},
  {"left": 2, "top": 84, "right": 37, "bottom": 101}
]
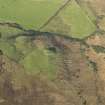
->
[
  {"left": 0, "top": 0, "right": 64, "bottom": 29},
  {"left": 42, "top": 0, "right": 96, "bottom": 38},
  {"left": 0, "top": 25, "right": 23, "bottom": 39}
]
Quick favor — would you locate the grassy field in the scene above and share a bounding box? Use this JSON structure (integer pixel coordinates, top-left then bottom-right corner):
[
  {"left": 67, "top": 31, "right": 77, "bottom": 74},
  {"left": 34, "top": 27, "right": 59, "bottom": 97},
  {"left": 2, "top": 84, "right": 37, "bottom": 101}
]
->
[
  {"left": 0, "top": 0, "right": 97, "bottom": 39},
  {"left": 0, "top": 0, "right": 64, "bottom": 29},
  {"left": 21, "top": 48, "right": 58, "bottom": 79},
  {"left": 42, "top": 0, "right": 97, "bottom": 38}
]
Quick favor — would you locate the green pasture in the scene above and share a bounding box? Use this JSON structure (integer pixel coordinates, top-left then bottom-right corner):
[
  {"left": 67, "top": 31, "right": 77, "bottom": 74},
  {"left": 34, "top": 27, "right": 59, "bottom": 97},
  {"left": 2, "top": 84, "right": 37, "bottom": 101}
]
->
[
  {"left": 0, "top": 0, "right": 98, "bottom": 79},
  {"left": 42, "top": 0, "right": 97, "bottom": 38},
  {"left": 0, "top": 0, "right": 64, "bottom": 29}
]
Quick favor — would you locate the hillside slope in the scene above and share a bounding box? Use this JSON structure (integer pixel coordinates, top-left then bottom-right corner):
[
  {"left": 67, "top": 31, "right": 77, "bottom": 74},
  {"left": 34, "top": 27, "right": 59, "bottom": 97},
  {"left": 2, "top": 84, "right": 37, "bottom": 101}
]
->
[{"left": 0, "top": 25, "right": 105, "bottom": 104}]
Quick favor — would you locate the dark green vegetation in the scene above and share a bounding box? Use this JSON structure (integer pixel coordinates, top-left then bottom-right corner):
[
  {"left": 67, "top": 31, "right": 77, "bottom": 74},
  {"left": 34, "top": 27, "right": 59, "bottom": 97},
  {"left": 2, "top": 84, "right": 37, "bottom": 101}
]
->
[{"left": 92, "top": 45, "right": 105, "bottom": 53}]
